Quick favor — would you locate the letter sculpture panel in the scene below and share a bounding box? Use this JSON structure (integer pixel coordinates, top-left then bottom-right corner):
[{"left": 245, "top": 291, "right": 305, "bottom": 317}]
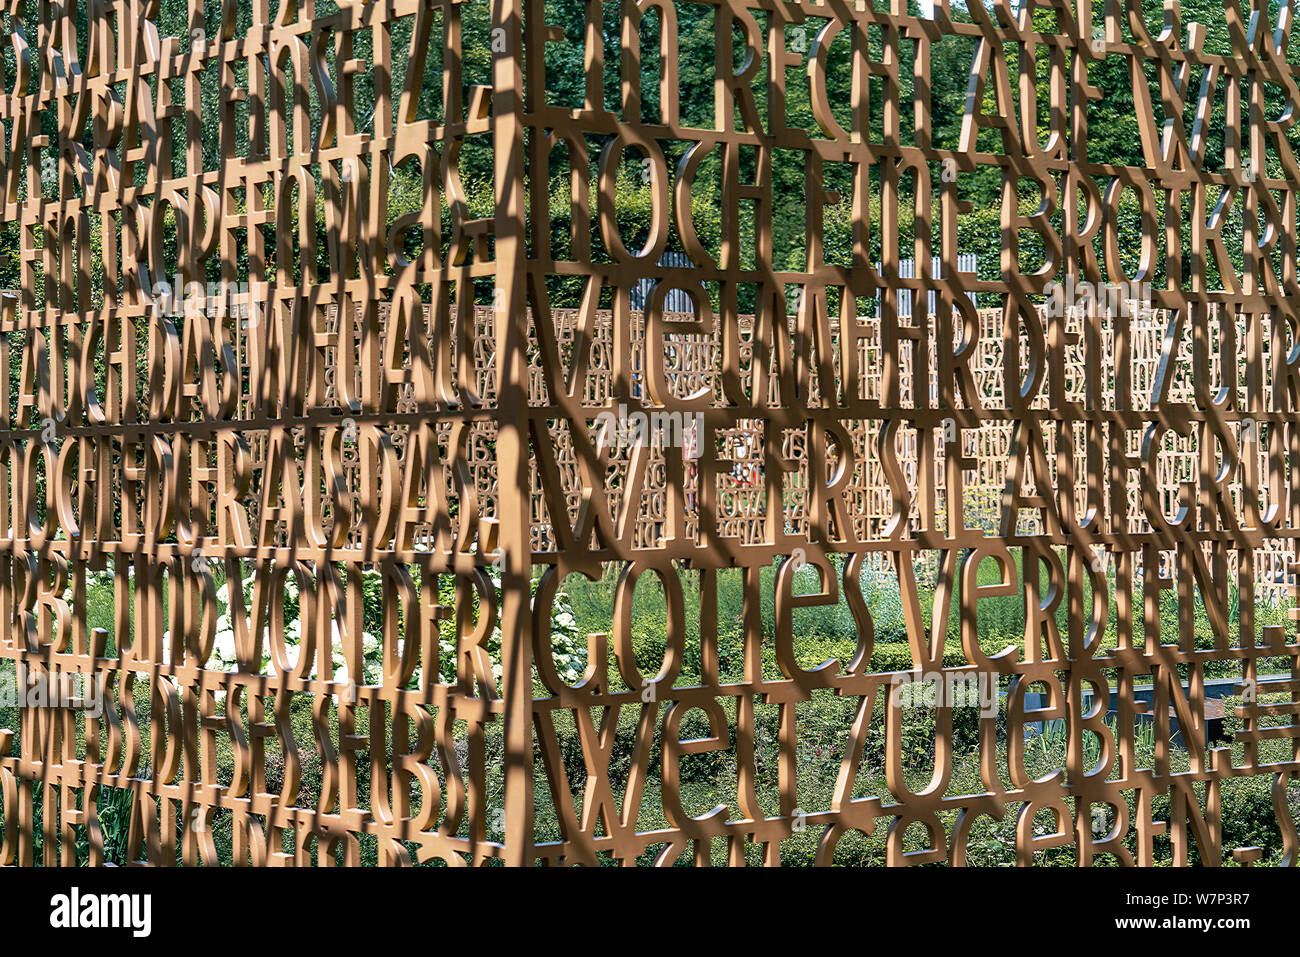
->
[{"left": 0, "top": 0, "right": 1297, "bottom": 866}]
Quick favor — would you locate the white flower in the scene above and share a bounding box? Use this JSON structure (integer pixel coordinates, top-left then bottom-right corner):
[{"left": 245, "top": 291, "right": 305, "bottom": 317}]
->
[{"left": 213, "top": 630, "right": 237, "bottom": 663}]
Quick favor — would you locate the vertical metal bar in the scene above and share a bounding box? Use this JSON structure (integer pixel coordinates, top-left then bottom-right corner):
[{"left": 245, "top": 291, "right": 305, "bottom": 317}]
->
[{"left": 493, "top": 0, "right": 533, "bottom": 866}]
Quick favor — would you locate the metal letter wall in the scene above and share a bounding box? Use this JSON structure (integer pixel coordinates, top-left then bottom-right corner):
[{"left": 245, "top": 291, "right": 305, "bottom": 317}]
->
[{"left": 1, "top": 0, "right": 1299, "bottom": 866}]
